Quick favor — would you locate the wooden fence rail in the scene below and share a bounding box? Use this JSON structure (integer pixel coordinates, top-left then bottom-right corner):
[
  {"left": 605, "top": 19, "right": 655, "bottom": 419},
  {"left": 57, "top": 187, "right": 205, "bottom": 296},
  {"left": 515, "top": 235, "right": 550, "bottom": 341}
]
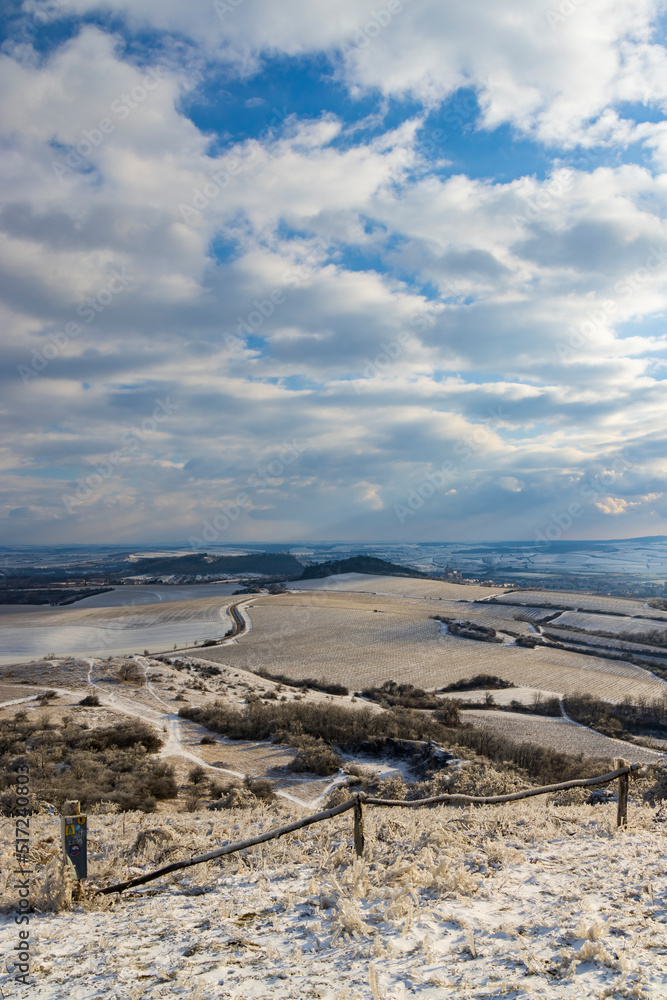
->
[{"left": 98, "top": 761, "right": 648, "bottom": 896}]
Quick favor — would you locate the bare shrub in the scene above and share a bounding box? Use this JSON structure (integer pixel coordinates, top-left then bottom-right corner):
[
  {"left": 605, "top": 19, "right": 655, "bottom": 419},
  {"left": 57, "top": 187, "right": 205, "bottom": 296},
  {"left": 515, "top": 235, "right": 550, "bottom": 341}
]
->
[
  {"left": 289, "top": 738, "right": 341, "bottom": 775},
  {"left": 438, "top": 724, "right": 607, "bottom": 785},
  {"left": 0, "top": 716, "right": 173, "bottom": 814},
  {"left": 258, "top": 669, "right": 348, "bottom": 696},
  {"left": 433, "top": 699, "right": 460, "bottom": 727},
  {"left": 442, "top": 675, "right": 516, "bottom": 692},
  {"left": 243, "top": 775, "right": 276, "bottom": 801},
  {"left": 564, "top": 691, "right": 667, "bottom": 739},
  {"left": 78, "top": 694, "right": 100, "bottom": 707},
  {"left": 183, "top": 788, "right": 205, "bottom": 813},
  {"left": 116, "top": 661, "right": 143, "bottom": 684},
  {"left": 181, "top": 698, "right": 453, "bottom": 747},
  {"left": 505, "top": 696, "right": 561, "bottom": 717},
  {"left": 359, "top": 680, "right": 444, "bottom": 710},
  {"left": 207, "top": 781, "right": 255, "bottom": 810}
]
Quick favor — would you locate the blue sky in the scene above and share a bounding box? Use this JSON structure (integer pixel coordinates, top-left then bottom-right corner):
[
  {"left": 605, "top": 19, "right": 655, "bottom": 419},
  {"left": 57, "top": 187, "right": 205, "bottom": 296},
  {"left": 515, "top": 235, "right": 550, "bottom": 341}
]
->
[{"left": 2, "top": 0, "right": 667, "bottom": 545}]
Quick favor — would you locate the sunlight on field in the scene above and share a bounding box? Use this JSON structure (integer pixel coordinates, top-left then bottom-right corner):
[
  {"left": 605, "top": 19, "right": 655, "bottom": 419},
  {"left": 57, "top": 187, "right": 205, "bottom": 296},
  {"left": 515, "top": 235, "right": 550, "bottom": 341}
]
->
[{"left": 0, "top": 597, "right": 234, "bottom": 664}]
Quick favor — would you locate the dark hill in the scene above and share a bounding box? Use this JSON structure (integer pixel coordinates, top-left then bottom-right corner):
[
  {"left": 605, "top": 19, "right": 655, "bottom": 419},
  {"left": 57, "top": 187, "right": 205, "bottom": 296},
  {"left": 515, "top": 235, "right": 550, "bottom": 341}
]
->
[
  {"left": 115, "top": 552, "right": 303, "bottom": 577},
  {"left": 299, "top": 555, "right": 428, "bottom": 580}
]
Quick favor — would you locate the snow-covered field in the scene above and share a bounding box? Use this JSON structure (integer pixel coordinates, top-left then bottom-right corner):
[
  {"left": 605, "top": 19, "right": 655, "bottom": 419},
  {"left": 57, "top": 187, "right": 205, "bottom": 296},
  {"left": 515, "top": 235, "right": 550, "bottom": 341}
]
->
[
  {"left": 550, "top": 611, "right": 667, "bottom": 641},
  {"left": 202, "top": 592, "right": 666, "bottom": 702},
  {"left": 0, "top": 595, "right": 237, "bottom": 665},
  {"left": 493, "top": 592, "right": 667, "bottom": 620},
  {"left": 461, "top": 710, "right": 666, "bottom": 763},
  {"left": 4, "top": 798, "right": 667, "bottom": 999},
  {"left": 287, "top": 574, "right": 507, "bottom": 601}
]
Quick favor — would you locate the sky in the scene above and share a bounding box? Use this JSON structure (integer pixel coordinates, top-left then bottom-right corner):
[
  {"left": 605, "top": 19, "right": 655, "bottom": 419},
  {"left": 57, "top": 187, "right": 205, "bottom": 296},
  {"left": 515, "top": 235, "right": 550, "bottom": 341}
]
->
[{"left": 2, "top": 0, "right": 667, "bottom": 547}]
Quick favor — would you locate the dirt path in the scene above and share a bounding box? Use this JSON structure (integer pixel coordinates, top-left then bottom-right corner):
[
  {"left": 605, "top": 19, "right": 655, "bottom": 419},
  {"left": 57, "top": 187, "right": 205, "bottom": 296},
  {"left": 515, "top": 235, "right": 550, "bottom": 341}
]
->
[
  {"left": 0, "top": 695, "right": 39, "bottom": 709},
  {"left": 74, "top": 656, "right": 341, "bottom": 806}
]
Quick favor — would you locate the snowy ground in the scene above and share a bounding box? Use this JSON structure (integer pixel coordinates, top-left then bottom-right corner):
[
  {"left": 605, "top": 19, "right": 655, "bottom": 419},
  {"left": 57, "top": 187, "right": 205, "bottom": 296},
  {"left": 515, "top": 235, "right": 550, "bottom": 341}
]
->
[
  {"left": 461, "top": 709, "right": 667, "bottom": 763},
  {"left": 3, "top": 799, "right": 667, "bottom": 999}
]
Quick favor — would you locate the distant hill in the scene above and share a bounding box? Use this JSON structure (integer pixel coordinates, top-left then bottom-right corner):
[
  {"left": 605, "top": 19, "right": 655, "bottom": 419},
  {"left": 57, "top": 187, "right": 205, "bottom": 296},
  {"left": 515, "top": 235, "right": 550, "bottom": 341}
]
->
[
  {"left": 299, "top": 555, "right": 429, "bottom": 580},
  {"left": 114, "top": 552, "right": 303, "bottom": 577}
]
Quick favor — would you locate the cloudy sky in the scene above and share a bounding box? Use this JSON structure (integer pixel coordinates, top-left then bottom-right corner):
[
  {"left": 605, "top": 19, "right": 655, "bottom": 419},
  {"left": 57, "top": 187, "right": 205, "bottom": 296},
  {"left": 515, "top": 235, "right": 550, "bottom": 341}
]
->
[{"left": 2, "top": 0, "right": 667, "bottom": 546}]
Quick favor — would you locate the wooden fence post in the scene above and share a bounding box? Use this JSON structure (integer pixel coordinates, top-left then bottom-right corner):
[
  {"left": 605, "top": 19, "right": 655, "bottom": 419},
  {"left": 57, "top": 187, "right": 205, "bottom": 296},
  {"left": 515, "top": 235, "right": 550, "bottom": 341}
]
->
[
  {"left": 614, "top": 758, "right": 629, "bottom": 828},
  {"left": 353, "top": 795, "right": 365, "bottom": 858}
]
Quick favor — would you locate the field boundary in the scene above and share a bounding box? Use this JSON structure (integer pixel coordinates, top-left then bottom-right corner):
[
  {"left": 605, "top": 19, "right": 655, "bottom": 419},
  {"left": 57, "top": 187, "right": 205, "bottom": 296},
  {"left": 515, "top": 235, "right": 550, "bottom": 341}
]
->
[{"left": 98, "top": 760, "right": 650, "bottom": 896}]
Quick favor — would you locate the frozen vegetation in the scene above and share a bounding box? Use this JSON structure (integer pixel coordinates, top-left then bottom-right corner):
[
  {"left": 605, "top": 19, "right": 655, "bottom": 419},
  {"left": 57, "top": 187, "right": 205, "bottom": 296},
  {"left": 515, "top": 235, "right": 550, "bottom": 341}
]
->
[{"left": 3, "top": 797, "right": 667, "bottom": 998}]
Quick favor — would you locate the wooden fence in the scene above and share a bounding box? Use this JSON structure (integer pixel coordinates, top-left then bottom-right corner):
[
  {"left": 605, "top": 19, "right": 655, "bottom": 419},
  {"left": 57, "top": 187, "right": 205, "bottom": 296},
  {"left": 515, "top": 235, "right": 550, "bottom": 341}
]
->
[{"left": 99, "top": 758, "right": 645, "bottom": 896}]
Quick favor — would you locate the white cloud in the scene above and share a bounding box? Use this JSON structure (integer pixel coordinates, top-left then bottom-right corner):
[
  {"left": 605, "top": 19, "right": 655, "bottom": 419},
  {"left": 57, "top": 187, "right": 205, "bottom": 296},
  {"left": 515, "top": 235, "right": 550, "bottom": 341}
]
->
[
  {"left": 2, "top": 6, "right": 667, "bottom": 542},
  {"left": 594, "top": 496, "right": 640, "bottom": 514},
  {"left": 497, "top": 476, "right": 524, "bottom": 492},
  {"left": 36, "top": 0, "right": 667, "bottom": 148}
]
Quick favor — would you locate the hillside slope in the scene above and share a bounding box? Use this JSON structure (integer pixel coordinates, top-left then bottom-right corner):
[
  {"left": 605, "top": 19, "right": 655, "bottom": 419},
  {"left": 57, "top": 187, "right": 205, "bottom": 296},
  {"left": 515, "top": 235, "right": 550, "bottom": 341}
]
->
[{"left": 300, "top": 556, "right": 428, "bottom": 580}]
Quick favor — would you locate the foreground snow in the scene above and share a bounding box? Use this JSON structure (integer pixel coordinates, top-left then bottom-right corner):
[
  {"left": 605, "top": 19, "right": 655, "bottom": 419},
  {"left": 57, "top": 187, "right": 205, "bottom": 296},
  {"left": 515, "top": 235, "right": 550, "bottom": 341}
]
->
[{"left": 3, "top": 798, "right": 667, "bottom": 998}]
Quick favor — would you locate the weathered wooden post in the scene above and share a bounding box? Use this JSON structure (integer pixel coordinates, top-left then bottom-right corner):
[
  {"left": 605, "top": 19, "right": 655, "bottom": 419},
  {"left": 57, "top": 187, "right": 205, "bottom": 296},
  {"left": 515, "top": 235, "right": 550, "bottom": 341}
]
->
[
  {"left": 614, "top": 759, "right": 630, "bottom": 828},
  {"left": 353, "top": 795, "right": 365, "bottom": 857},
  {"left": 61, "top": 799, "right": 87, "bottom": 896}
]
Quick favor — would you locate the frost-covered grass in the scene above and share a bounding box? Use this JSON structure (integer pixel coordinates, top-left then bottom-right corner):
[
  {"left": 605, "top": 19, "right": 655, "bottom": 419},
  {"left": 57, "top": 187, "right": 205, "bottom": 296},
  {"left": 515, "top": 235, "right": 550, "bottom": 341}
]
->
[{"left": 3, "top": 798, "right": 667, "bottom": 998}]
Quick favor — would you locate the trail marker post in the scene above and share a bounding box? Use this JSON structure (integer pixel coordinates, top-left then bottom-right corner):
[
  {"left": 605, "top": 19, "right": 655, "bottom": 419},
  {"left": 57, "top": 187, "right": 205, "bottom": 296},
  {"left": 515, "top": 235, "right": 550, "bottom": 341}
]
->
[
  {"left": 61, "top": 799, "right": 88, "bottom": 889},
  {"left": 614, "top": 759, "right": 630, "bottom": 828}
]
